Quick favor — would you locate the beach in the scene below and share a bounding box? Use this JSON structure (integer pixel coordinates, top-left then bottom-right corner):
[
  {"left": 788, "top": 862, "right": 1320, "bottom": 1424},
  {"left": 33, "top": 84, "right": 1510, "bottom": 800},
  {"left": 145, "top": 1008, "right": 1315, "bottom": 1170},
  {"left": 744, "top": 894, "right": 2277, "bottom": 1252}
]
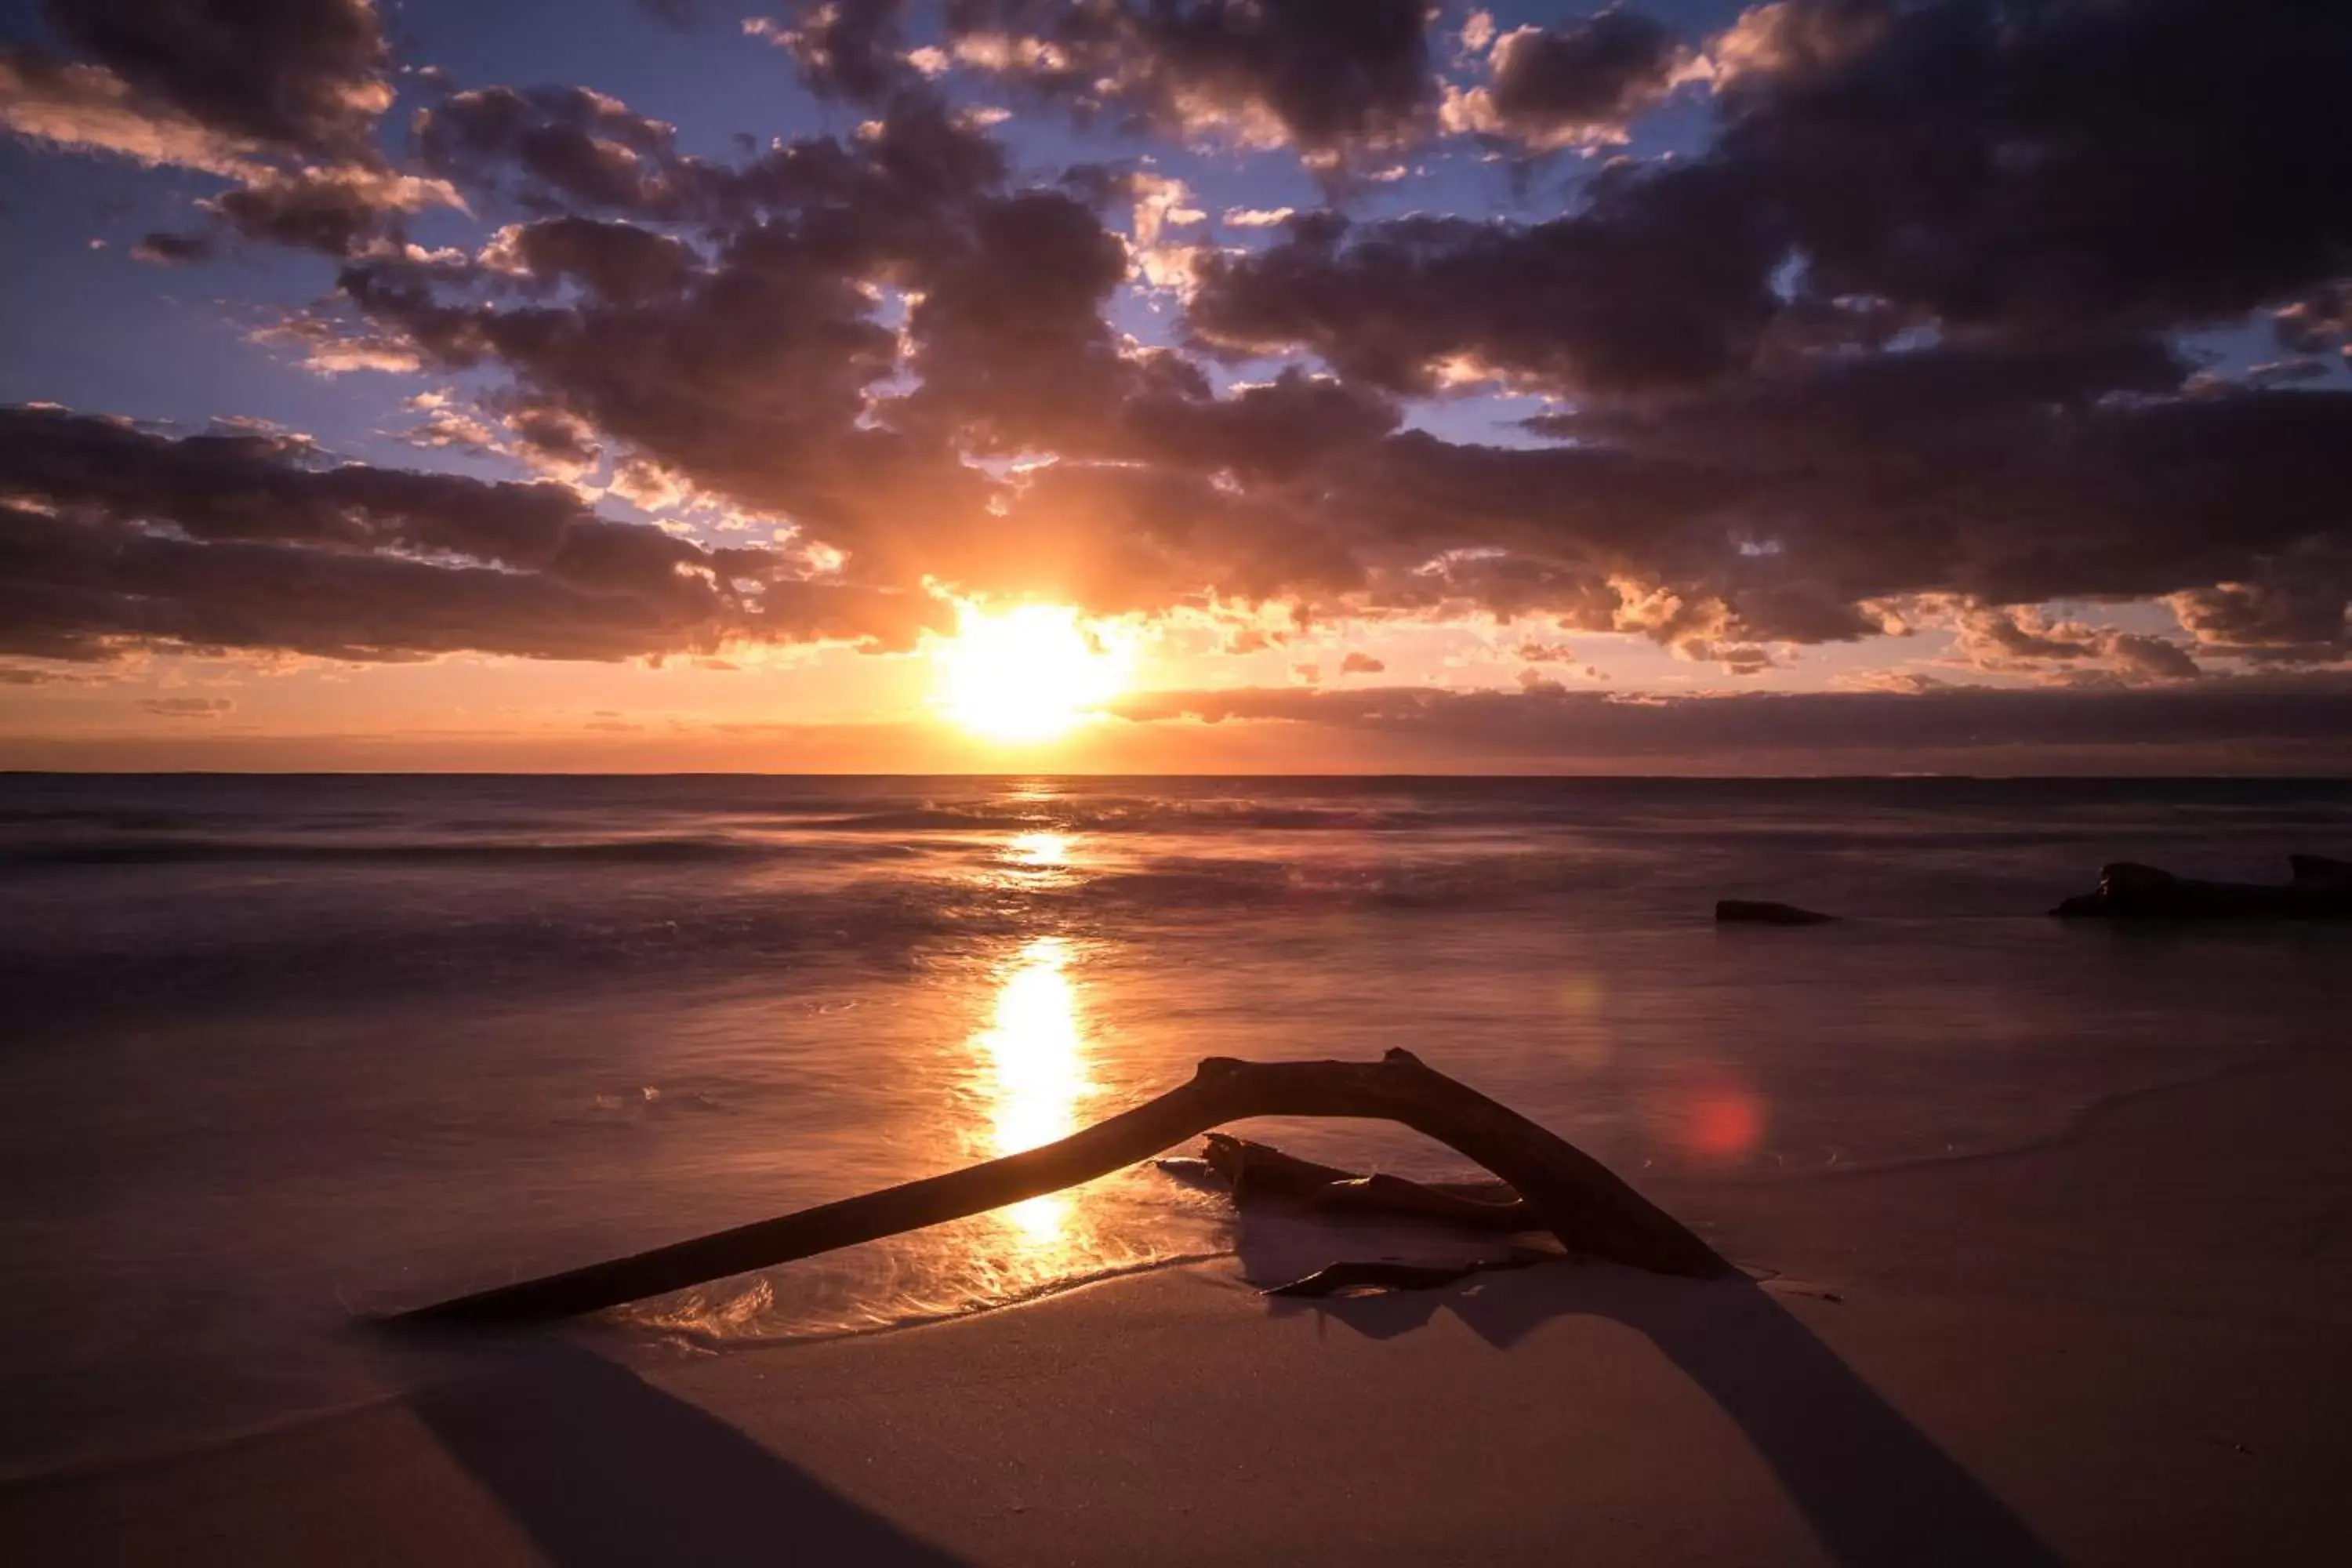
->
[
  {"left": 4, "top": 775, "right": 2350, "bottom": 1562},
  {"left": 8, "top": 1043, "right": 2350, "bottom": 1564}
]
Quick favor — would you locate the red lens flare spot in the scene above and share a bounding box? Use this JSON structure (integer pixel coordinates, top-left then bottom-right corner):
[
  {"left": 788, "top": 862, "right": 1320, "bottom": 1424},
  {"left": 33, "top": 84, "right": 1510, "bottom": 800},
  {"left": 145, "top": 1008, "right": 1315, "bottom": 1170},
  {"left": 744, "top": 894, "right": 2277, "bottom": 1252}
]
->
[{"left": 1682, "top": 1089, "right": 1766, "bottom": 1164}]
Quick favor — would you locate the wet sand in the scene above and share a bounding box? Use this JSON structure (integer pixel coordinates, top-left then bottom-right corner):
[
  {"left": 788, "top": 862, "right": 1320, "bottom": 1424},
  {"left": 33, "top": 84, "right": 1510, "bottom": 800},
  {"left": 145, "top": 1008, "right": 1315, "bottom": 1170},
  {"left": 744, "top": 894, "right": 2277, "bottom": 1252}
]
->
[{"left": 5, "top": 1050, "right": 2350, "bottom": 1566}]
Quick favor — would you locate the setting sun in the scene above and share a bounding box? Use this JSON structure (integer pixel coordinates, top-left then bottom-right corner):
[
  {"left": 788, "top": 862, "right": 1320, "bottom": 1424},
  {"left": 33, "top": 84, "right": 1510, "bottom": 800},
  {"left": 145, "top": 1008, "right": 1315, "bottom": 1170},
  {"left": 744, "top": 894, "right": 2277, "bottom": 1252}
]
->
[{"left": 936, "top": 605, "right": 1128, "bottom": 743}]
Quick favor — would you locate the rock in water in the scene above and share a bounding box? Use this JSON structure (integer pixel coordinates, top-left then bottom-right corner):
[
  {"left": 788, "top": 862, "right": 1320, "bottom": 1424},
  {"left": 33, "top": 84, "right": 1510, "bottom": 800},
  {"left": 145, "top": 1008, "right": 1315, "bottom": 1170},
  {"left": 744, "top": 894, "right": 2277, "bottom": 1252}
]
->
[
  {"left": 2053, "top": 858, "right": 2352, "bottom": 920},
  {"left": 1716, "top": 899, "right": 1838, "bottom": 926},
  {"left": 2290, "top": 854, "right": 2352, "bottom": 891}
]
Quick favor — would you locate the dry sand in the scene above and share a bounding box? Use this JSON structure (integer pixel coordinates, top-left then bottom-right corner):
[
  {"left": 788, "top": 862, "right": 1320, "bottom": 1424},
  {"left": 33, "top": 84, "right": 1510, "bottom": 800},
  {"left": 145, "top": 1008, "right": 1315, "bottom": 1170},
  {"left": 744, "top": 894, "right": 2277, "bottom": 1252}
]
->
[{"left": 6, "top": 1049, "right": 2350, "bottom": 1566}]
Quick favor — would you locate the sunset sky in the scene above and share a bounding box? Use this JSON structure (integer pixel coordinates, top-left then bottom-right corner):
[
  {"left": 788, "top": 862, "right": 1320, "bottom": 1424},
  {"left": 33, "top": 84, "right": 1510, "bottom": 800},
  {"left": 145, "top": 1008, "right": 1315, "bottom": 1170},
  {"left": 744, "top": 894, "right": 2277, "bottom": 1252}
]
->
[{"left": 3, "top": 0, "right": 2349, "bottom": 771}]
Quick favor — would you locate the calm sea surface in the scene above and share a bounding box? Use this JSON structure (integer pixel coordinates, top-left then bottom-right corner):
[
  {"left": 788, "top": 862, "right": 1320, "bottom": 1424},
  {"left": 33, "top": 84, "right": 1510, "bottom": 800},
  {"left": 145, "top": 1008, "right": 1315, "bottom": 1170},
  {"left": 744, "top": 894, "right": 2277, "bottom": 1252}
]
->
[{"left": 3, "top": 774, "right": 2348, "bottom": 1475}]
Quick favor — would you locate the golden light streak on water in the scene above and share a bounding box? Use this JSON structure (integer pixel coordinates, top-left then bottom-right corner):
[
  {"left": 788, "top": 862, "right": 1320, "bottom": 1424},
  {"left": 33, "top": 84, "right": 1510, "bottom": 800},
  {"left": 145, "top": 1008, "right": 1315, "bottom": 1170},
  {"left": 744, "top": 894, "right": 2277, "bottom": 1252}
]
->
[{"left": 976, "top": 936, "right": 1093, "bottom": 1243}]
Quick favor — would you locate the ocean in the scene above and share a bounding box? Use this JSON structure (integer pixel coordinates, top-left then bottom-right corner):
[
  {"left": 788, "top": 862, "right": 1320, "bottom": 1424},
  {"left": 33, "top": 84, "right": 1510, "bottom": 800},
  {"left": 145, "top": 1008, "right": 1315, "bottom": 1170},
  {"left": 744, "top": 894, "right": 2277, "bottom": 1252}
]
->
[{"left": 3, "top": 773, "right": 2347, "bottom": 1476}]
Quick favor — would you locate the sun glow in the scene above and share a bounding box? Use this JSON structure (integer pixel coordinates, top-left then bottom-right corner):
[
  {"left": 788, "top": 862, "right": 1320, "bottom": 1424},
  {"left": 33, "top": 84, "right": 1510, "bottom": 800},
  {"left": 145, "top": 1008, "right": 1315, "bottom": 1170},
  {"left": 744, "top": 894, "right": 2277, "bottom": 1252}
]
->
[{"left": 936, "top": 604, "right": 1127, "bottom": 743}]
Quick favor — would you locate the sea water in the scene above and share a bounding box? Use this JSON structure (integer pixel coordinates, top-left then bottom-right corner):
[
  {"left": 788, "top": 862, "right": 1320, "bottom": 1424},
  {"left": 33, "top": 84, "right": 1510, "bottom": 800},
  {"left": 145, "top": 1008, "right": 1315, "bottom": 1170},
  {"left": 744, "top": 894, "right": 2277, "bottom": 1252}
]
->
[{"left": 2, "top": 774, "right": 2347, "bottom": 1475}]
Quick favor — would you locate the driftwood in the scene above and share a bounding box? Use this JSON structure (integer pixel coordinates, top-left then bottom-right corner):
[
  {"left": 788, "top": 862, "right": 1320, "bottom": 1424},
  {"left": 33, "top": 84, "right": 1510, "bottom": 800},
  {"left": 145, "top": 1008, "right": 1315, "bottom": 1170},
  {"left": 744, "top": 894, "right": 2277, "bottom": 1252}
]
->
[
  {"left": 389, "top": 1048, "right": 1725, "bottom": 1328},
  {"left": 1180, "top": 1132, "right": 1535, "bottom": 1231},
  {"left": 2053, "top": 855, "right": 2352, "bottom": 920}
]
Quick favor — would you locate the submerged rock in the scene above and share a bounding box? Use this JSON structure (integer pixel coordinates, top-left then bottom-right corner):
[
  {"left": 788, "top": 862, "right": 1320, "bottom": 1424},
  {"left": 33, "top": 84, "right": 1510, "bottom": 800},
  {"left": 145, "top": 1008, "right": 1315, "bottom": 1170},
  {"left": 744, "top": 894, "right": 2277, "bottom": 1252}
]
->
[
  {"left": 2291, "top": 854, "right": 2352, "bottom": 891},
  {"left": 1715, "top": 899, "right": 1838, "bottom": 926},
  {"left": 2053, "top": 858, "right": 2352, "bottom": 920}
]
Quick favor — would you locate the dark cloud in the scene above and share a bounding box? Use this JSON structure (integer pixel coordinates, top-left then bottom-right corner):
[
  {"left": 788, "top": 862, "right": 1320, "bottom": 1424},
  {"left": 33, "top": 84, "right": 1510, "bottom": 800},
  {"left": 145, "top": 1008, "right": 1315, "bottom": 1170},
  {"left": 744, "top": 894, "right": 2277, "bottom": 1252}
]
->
[
  {"left": 1339, "top": 356, "right": 2352, "bottom": 662},
  {"left": 38, "top": 0, "right": 390, "bottom": 163},
  {"left": 0, "top": 405, "right": 946, "bottom": 664},
  {"left": 1443, "top": 9, "right": 1693, "bottom": 150},
  {"left": 918, "top": 0, "right": 1437, "bottom": 167},
  {"left": 140, "top": 696, "right": 234, "bottom": 718},
  {"left": 1192, "top": 0, "right": 2352, "bottom": 377},
  {"left": 336, "top": 96, "right": 1163, "bottom": 586},
  {"left": 898, "top": 189, "right": 1132, "bottom": 447},
  {"left": 2274, "top": 282, "right": 2350, "bottom": 358},
  {"left": 1946, "top": 604, "right": 2202, "bottom": 684},
  {"left": 2169, "top": 581, "right": 2352, "bottom": 667},
  {"left": 1188, "top": 161, "right": 1784, "bottom": 397},
  {"left": 1111, "top": 368, "right": 1400, "bottom": 482},
  {"left": 413, "top": 84, "right": 692, "bottom": 217},
  {"left": 1109, "top": 676, "right": 2352, "bottom": 766},
  {"left": 1, "top": 0, "right": 390, "bottom": 178},
  {"left": 131, "top": 229, "right": 214, "bottom": 264},
  {"left": 1711, "top": 0, "right": 2352, "bottom": 340},
  {"left": 1339, "top": 650, "right": 1385, "bottom": 674},
  {"left": 212, "top": 166, "right": 447, "bottom": 256},
  {"left": 0, "top": 4, "right": 449, "bottom": 266},
  {"left": 750, "top": 0, "right": 920, "bottom": 103}
]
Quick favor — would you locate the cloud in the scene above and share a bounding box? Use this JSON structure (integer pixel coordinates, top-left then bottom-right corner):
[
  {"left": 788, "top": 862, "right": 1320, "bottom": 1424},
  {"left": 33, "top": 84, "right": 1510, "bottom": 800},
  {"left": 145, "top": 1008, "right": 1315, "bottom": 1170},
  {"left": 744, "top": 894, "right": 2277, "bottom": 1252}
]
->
[
  {"left": 1189, "top": 0, "right": 2352, "bottom": 398},
  {"left": 1108, "top": 676, "right": 2352, "bottom": 767},
  {"left": 872, "top": 0, "right": 1439, "bottom": 168},
  {"left": 1441, "top": 11, "right": 1697, "bottom": 151},
  {"left": 0, "top": 52, "right": 263, "bottom": 175},
  {"left": 140, "top": 695, "right": 234, "bottom": 718},
  {"left": 1707, "top": 0, "right": 2352, "bottom": 339},
  {"left": 1, "top": 0, "right": 391, "bottom": 170},
  {"left": 746, "top": 2, "right": 920, "bottom": 104},
  {"left": 1339, "top": 650, "right": 1385, "bottom": 674},
  {"left": 0, "top": 4, "right": 460, "bottom": 267},
  {"left": 9, "top": 0, "right": 2344, "bottom": 722},
  {"left": 2168, "top": 581, "right": 2352, "bottom": 666},
  {"left": 413, "top": 84, "right": 702, "bottom": 219},
  {"left": 0, "top": 405, "right": 948, "bottom": 664},
  {"left": 1944, "top": 603, "right": 2202, "bottom": 684},
  {"left": 131, "top": 229, "right": 215, "bottom": 265},
  {"left": 212, "top": 166, "right": 461, "bottom": 256},
  {"left": 1188, "top": 162, "right": 1784, "bottom": 397}
]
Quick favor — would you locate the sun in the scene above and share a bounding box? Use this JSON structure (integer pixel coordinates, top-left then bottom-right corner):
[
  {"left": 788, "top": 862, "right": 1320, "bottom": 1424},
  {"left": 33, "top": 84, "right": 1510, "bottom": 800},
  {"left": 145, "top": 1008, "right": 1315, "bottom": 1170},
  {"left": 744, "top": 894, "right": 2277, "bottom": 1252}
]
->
[{"left": 935, "top": 604, "right": 1128, "bottom": 743}]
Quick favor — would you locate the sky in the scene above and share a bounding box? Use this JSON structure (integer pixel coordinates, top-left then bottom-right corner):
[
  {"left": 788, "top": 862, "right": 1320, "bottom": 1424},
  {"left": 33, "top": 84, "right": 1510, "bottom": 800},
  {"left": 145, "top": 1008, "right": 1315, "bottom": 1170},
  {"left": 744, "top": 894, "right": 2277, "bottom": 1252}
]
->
[{"left": 2, "top": 0, "right": 2349, "bottom": 773}]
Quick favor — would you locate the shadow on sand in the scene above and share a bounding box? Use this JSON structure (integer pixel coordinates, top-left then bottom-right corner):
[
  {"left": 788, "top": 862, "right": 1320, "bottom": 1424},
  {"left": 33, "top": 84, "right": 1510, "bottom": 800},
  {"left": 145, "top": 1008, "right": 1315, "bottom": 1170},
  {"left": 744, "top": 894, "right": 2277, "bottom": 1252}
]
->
[
  {"left": 407, "top": 1340, "right": 968, "bottom": 1568},
  {"left": 1239, "top": 1216, "right": 2063, "bottom": 1568}
]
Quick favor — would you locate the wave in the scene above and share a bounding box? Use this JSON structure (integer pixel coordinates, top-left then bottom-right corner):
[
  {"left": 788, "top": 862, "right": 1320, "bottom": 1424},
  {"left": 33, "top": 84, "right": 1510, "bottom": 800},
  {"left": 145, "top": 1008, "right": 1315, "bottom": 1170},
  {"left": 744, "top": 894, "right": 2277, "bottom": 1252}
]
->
[{"left": 0, "top": 833, "right": 909, "bottom": 869}]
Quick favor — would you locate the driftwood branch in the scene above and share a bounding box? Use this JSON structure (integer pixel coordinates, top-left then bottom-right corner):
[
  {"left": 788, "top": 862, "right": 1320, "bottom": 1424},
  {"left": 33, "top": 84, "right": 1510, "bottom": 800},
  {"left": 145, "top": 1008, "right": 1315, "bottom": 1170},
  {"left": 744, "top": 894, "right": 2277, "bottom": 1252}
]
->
[{"left": 388, "top": 1047, "right": 1726, "bottom": 1328}]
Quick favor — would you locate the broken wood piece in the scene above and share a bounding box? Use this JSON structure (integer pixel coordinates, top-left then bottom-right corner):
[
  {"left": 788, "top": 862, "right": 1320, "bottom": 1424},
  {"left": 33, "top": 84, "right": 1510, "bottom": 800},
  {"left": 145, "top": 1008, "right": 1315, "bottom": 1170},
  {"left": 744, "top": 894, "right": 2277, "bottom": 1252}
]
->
[
  {"left": 1199, "top": 1133, "right": 1534, "bottom": 1232},
  {"left": 387, "top": 1047, "right": 1726, "bottom": 1329}
]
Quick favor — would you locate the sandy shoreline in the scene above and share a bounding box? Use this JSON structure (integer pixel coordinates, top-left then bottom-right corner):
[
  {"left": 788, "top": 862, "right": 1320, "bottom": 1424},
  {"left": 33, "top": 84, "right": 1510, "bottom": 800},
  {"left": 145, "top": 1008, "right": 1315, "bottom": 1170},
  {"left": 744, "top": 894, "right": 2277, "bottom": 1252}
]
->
[{"left": 7, "top": 1049, "right": 2350, "bottom": 1566}]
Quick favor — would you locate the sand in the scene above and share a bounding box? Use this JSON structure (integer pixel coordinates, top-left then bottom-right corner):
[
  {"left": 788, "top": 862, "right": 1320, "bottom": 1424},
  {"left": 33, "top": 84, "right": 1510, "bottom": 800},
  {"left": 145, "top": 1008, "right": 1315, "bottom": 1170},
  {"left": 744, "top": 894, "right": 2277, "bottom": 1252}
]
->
[{"left": 6, "top": 1049, "right": 2350, "bottom": 1566}]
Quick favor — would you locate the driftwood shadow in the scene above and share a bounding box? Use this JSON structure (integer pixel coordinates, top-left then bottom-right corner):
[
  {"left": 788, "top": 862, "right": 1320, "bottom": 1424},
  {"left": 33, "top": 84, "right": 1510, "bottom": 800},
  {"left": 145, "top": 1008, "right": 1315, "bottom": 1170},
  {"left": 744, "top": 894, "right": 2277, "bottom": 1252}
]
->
[
  {"left": 406, "top": 1341, "right": 967, "bottom": 1568},
  {"left": 1260, "top": 1244, "right": 2061, "bottom": 1568}
]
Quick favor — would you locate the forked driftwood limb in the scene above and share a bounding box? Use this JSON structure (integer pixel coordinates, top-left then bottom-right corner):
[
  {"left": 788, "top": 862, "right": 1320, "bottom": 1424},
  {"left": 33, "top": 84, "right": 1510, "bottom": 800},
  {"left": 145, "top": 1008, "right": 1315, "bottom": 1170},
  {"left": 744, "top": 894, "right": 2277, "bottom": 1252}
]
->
[{"left": 389, "top": 1048, "right": 1725, "bottom": 1329}]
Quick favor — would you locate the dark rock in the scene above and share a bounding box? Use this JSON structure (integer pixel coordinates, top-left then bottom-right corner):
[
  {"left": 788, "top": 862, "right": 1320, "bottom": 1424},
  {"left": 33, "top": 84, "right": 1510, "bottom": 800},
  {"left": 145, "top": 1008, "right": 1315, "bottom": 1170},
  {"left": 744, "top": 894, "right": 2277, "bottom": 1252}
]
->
[
  {"left": 1716, "top": 899, "right": 1838, "bottom": 926},
  {"left": 2053, "top": 858, "right": 2352, "bottom": 920},
  {"left": 2291, "top": 854, "right": 2352, "bottom": 891}
]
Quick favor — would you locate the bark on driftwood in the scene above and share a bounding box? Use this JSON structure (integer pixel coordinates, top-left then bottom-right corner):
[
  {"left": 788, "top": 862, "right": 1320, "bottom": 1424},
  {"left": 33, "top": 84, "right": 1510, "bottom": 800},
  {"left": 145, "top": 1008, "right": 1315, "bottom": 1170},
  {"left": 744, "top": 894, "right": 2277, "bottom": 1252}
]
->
[{"left": 388, "top": 1047, "right": 1725, "bottom": 1329}]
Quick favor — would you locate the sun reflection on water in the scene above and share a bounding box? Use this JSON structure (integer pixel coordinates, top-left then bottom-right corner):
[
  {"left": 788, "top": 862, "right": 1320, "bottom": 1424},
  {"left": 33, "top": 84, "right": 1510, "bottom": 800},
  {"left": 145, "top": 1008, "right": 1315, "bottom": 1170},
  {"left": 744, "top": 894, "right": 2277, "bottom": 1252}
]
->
[
  {"left": 1007, "top": 831, "right": 1069, "bottom": 867},
  {"left": 976, "top": 936, "right": 1092, "bottom": 1243}
]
